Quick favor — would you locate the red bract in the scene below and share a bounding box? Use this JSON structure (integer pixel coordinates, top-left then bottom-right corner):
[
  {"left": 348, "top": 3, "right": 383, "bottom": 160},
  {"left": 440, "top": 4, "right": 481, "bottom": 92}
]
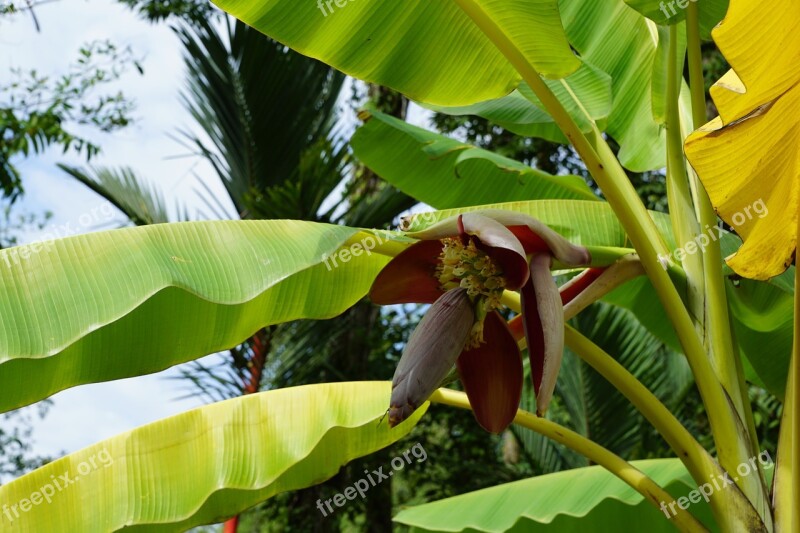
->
[
  {"left": 521, "top": 253, "right": 563, "bottom": 416},
  {"left": 370, "top": 211, "right": 591, "bottom": 433}
]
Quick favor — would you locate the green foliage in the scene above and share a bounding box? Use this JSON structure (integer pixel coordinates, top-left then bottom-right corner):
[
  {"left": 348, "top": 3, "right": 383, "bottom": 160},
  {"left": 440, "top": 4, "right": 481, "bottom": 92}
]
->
[
  {"left": 0, "top": 382, "right": 426, "bottom": 532},
  {"left": 0, "top": 40, "right": 142, "bottom": 201},
  {"left": 430, "top": 113, "right": 670, "bottom": 212},
  {"left": 394, "top": 459, "right": 715, "bottom": 532},
  {"left": 58, "top": 165, "right": 173, "bottom": 225},
  {"left": 175, "top": 18, "right": 348, "bottom": 220},
  {"left": 0, "top": 220, "right": 402, "bottom": 413},
  {"left": 118, "top": 0, "right": 216, "bottom": 24},
  {"left": 1, "top": 0, "right": 790, "bottom": 529},
  {"left": 209, "top": 0, "right": 579, "bottom": 105},
  {"left": 352, "top": 110, "right": 597, "bottom": 208},
  {"left": 0, "top": 404, "right": 52, "bottom": 482}
]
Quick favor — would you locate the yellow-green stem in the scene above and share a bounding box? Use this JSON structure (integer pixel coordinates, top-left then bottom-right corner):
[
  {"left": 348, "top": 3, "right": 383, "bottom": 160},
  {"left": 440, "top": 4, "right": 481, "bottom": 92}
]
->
[
  {"left": 428, "top": 388, "right": 708, "bottom": 533},
  {"left": 685, "top": 7, "right": 706, "bottom": 130},
  {"left": 665, "top": 24, "right": 705, "bottom": 330},
  {"left": 685, "top": 5, "right": 769, "bottom": 521},
  {"left": 564, "top": 325, "right": 767, "bottom": 531},
  {"left": 450, "top": 0, "right": 750, "bottom": 511},
  {"left": 685, "top": 2, "right": 753, "bottom": 427},
  {"left": 773, "top": 217, "right": 800, "bottom": 532}
]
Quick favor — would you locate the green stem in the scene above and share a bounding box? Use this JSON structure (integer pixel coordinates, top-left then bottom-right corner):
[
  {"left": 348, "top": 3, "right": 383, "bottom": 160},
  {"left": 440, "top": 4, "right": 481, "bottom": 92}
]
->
[
  {"left": 773, "top": 214, "right": 800, "bottom": 532},
  {"left": 685, "top": 10, "right": 706, "bottom": 128},
  {"left": 666, "top": 24, "right": 705, "bottom": 327},
  {"left": 564, "top": 326, "right": 766, "bottom": 531},
  {"left": 685, "top": 4, "right": 740, "bottom": 409},
  {"left": 429, "top": 388, "right": 709, "bottom": 533},
  {"left": 685, "top": 5, "right": 770, "bottom": 522},
  {"left": 685, "top": 2, "right": 751, "bottom": 421},
  {"left": 450, "top": 0, "right": 749, "bottom": 508}
]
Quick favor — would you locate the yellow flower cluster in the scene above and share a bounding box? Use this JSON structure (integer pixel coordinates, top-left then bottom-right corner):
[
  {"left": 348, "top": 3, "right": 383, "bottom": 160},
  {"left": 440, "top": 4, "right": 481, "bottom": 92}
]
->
[{"left": 436, "top": 237, "right": 506, "bottom": 348}]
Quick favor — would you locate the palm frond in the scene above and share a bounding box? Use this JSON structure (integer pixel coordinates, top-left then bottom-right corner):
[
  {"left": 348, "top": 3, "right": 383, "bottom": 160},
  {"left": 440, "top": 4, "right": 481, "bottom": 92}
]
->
[
  {"left": 58, "top": 164, "right": 175, "bottom": 225},
  {"left": 513, "top": 302, "right": 696, "bottom": 472},
  {"left": 572, "top": 303, "right": 694, "bottom": 456},
  {"left": 245, "top": 136, "right": 350, "bottom": 221},
  {"left": 176, "top": 17, "right": 346, "bottom": 218}
]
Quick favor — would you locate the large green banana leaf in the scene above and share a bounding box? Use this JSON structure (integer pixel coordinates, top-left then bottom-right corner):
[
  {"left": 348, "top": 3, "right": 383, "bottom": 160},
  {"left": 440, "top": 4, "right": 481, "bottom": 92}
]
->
[
  {"left": 426, "top": 60, "right": 613, "bottom": 144},
  {"left": 403, "top": 0, "right": 689, "bottom": 172},
  {"left": 0, "top": 220, "right": 406, "bottom": 413},
  {"left": 404, "top": 200, "right": 629, "bottom": 250},
  {"left": 0, "top": 204, "right": 626, "bottom": 414},
  {"left": 560, "top": 0, "right": 683, "bottom": 171},
  {"left": 0, "top": 198, "right": 648, "bottom": 415},
  {"left": 350, "top": 110, "right": 598, "bottom": 208},
  {"left": 393, "top": 458, "right": 714, "bottom": 532},
  {"left": 209, "top": 0, "right": 690, "bottom": 172},
  {"left": 721, "top": 235, "right": 794, "bottom": 397},
  {"left": 209, "top": 0, "right": 579, "bottom": 106},
  {"left": 0, "top": 382, "right": 426, "bottom": 532},
  {"left": 1, "top": 203, "right": 787, "bottom": 415}
]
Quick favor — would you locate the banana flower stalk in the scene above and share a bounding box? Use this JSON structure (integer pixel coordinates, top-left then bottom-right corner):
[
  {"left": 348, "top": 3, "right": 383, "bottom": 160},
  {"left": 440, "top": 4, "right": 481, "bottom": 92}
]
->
[{"left": 370, "top": 211, "right": 592, "bottom": 433}]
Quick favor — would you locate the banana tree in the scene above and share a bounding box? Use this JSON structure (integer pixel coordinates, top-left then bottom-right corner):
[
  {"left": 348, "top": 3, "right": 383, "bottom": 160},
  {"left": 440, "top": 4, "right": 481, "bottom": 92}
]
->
[
  {"left": 0, "top": 0, "right": 796, "bottom": 531},
  {"left": 61, "top": 16, "right": 418, "bottom": 530}
]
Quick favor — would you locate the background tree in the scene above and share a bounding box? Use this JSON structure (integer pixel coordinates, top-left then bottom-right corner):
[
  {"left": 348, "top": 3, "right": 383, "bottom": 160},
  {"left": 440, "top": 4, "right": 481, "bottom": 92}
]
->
[
  {"left": 0, "top": 404, "right": 53, "bottom": 483},
  {"left": 0, "top": 39, "right": 141, "bottom": 202}
]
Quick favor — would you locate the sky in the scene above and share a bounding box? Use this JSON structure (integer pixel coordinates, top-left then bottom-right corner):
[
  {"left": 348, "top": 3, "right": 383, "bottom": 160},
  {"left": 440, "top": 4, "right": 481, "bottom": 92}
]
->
[
  {"left": 1, "top": 0, "right": 234, "bottom": 460},
  {"left": 1, "top": 0, "right": 430, "bottom": 463}
]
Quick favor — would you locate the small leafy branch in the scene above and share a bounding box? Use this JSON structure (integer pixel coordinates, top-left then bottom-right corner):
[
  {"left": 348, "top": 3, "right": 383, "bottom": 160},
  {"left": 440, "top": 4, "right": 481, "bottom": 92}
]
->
[{"left": 0, "top": 39, "right": 142, "bottom": 201}]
